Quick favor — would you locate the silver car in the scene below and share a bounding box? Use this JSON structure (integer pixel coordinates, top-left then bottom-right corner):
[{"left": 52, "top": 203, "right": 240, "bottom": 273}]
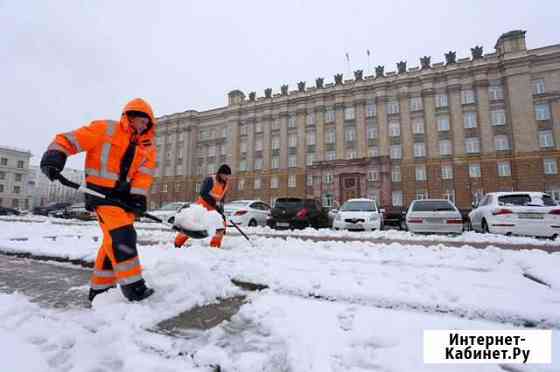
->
[{"left": 405, "top": 199, "right": 463, "bottom": 234}]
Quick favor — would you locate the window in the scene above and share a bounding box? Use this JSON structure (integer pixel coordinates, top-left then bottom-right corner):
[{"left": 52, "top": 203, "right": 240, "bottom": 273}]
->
[
  {"left": 306, "top": 175, "right": 314, "bottom": 186},
  {"left": 0, "top": 185, "right": 3, "bottom": 192},
  {"left": 163, "top": 184, "right": 169, "bottom": 193},
  {"left": 324, "top": 172, "right": 334, "bottom": 184},
  {"left": 345, "top": 127, "right": 356, "bottom": 142},
  {"left": 238, "top": 178, "right": 245, "bottom": 191},
  {"left": 254, "top": 177, "right": 261, "bottom": 189},
  {"left": 346, "top": 150, "right": 357, "bottom": 160},
  {"left": 390, "top": 145, "right": 402, "bottom": 160},
  {"left": 288, "top": 175, "right": 296, "bottom": 188},
  {"left": 12, "top": 199, "right": 19, "bottom": 208},
  {"left": 461, "top": 90, "right": 475, "bottom": 104},
  {"left": 326, "top": 151, "right": 336, "bottom": 161},
  {"left": 325, "top": 109, "right": 335, "bottom": 123},
  {"left": 196, "top": 164, "right": 204, "bottom": 176},
  {"left": 465, "top": 138, "right": 480, "bottom": 154},
  {"left": 415, "top": 165, "right": 427, "bottom": 181},
  {"left": 0, "top": 158, "right": 7, "bottom": 166},
  {"left": 463, "top": 111, "right": 477, "bottom": 129},
  {"left": 344, "top": 107, "right": 355, "bottom": 120},
  {"left": 437, "top": 116, "right": 450, "bottom": 131},
  {"left": 288, "top": 134, "right": 297, "bottom": 148},
  {"left": 325, "top": 129, "right": 336, "bottom": 144},
  {"left": 539, "top": 130, "right": 554, "bottom": 148},
  {"left": 366, "top": 102, "right": 376, "bottom": 117},
  {"left": 221, "top": 127, "right": 228, "bottom": 138},
  {"left": 469, "top": 163, "right": 481, "bottom": 178},
  {"left": 271, "top": 176, "right": 279, "bottom": 189},
  {"left": 220, "top": 145, "right": 227, "bottom": 156},
  {"left": 441, "top": 165, "right": 453, "bottom": 179},
  {"left": 239, "top": 160, "right": 247, "bottom": 171},
  {"left": 389, "top": 121, "right": 400, "bottom": 137},
  {"left": 239, "top": 125, "right": 248, "bottom": 136},
  {"left": 271, "top": 119, "right": 280, "bottom": 131},
  {"left": 443, "top": 189, "right": 455, "bottom": 203},
  {"left": 177, "top": 147, "right": 185, "bottom": 159},
  {"left": 494, "top": 135, "right": 510, "bottom": 151},
  {"left": 533, "top": 79, "right": 545, "bottom": 95},
  {"left": 367, "top": 126, "right": 378, "bottom": 139},
  {"left": 15, "top": 174, "right": 22, "bottom": 182},
  {"left": 367, "top": 168, "right": 379, "bottom": 182},
  {"left": 386, "top": 100, "right": 399, "bottom": 114},
  {"left": 17, "top": 160, "right": 24, "bottom": 169},
  {"left": 208, "top": 163, "right": 216, "bottom": 174},
  {"left": 255, "top": 122, "right": 263, "bottom": 133},
  {"left": 288, "top": 115, "right": 296, "bottom": 128},
  {"left": 412, "top": 118, "right": 424, "bottom": 134},
  {"left": 435, "top": 93, "right": 448, "bottom": 108},
  {"left": 489, "top": 85, "right": 504, "bottom": 101},
  {"left": 544, "top": 158, "right": 558, "bottom": 175},
  {"left": 288, "top": 155, "right": 297, "bottom": 168},
  {"left": 255, "top": 138, "right": 263, "bottom": 151},
  {"left": 306, "top": 113, "right": 315, "bottom": 126},
  {"left": 255, "top": 158, "right": 263, "bottom": 170},
  {"left": 166, "top": 151, "right": 172, "bottom": 160},
  {"left": 176, "top": 164, "right": 184, "bottom": 175},
  {"left": 271, "top": 156, "right": 280, "bottom": 169},
  {"left": 368, "top": 146, "right": 380, "bottom": 157},
  {"left": 306, "top": 153, "right": 315, "bottom": 166},
  {"left": 392, "top": 191, "right": 403, "bottom": 206},
  {"left": 272, "top": 136, "right": 280, "bottom": 150},
  {"left": 414, "top": 143, "right": 426, "bottom": 158},
  {"left": 535, "top": 104, "right": 551, "bottom": 121},
  {"left": 240, "top": 141, "right": 248, "bottom": 153},
  {"left": 491, "top": 110, "right": 506, "bottom": 126},
  {"left": 439, "top": 140, "right": 452, "bottom": 156},
  {"left": 497, "top": 161, "right": 511, "bottom": 177},
  {"left": 306, "top": 131, "right": 316, "bottom": 145},
  {"left": 175, "top": 183, "right": 182, "bottom": 192},
  {"left": 391, "top": 166, "right": 401, "bottom": 182},
  {"left": 416, "top": 191, "right": 429, "bottom": 200},
  {"left": 409, "top": 97, "right": 423, "bottom": 111}
]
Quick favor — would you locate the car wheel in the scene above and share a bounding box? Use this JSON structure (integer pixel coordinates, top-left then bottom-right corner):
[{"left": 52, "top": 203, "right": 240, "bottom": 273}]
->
[
  {"left": 481, "top": 219, "right": 489, "bottom": 234},
  {"left": 248, "top": 219, "right": 257, "bottom": 227}
]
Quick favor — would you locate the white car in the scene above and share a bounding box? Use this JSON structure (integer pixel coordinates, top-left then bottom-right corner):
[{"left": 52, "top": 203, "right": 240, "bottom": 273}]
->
[
  {"left": 406, "top": 199, "right": 463, "bottom": 234},
  {"left": 332, "top": 198, "right": 383, "bottom": 231},
  {"left": 142, "top": 201, "right": 190, "bottom": 223},
  {"left": 224, "top": 200, "right": 271, "bottom": 227},
  {"left": 468, "top": 192, "right": 560, "bottom": 238}
]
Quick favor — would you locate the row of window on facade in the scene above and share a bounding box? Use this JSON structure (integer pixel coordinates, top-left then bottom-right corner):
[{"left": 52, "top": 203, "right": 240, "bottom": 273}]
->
[
  {"left": 0, "top": 158, "right": 25, "bottom": 169},
  {"left": 0, "top": 198, "right": 26, "bottom": 209},
  {"left": 157, "top": 79, "right": 548, "bottom": 145},
  {"left": 0, "top": 184, "right": 23, "bottom": 194},
  {"left": 0, "top": 171, "right": 25, "bottom": 182}
]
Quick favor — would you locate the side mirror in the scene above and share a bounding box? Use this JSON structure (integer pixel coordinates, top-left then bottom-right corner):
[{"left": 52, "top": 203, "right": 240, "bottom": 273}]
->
[{"left": 471, "top": 201, "right": 478, "bottom": 209}]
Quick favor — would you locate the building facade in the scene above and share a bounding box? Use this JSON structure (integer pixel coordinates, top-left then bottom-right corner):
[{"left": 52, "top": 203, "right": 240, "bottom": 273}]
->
[
  {"left": 150, "top": 30, "right": 560, "bottom": 209},
  {"left": 0, "top": 146, "right": 32, "bottom": 209}
]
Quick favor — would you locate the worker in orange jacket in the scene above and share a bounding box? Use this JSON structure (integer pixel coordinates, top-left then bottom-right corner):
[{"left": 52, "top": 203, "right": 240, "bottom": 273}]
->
[
  {"left": 40, "top": 98, "right": 157, "bottom": 303},
  {"left": 174, "top": 164, "right": 231, "bottom": 248}
]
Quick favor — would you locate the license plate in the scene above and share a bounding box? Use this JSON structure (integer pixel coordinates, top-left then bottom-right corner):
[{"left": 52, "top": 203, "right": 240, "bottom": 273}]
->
[
  {"left": 424, "top": 218, "right": 443, "bottom": 224},
  {"left": 277, "top": 222, "right": 290, "bottom": 227},
  {"left": 518, "top": 213, "right": 544, "bottom": 220}
]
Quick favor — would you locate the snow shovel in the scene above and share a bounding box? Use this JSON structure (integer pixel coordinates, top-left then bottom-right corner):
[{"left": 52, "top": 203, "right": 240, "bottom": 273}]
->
[
  {"left": 55, "top": 174, "right": 208, "bottom": 239},
  {"left": 216, "top": 210, "right": 256, "bottom": 247}
]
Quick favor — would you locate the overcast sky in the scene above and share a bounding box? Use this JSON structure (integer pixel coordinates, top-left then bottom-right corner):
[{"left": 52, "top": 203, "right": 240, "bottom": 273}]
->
[{"left": 1, "top": 0, "right": 557, "bottom": 168}]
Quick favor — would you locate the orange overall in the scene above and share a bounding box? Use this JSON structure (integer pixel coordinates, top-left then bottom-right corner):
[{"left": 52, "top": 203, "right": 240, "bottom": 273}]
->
[{"left": 175, "top": 175, "right": 228, "bottom": 248}]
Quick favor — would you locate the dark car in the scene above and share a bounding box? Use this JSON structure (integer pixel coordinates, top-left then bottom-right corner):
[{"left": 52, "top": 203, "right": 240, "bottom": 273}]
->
[
  {"left": 32, "top": 202, "right": 73, "bottom": 216},
  {"left": 50, "top": 203, "right": 96, "bottom": 221},
  {"left": 381, "top": 206, "right": 407, "bottom": 230},
  {"left": 0, "top": 207, "right": 21, "bottom": 216},
  {"left": 266, "top": 197, "right": 330, "bottom": 230}
]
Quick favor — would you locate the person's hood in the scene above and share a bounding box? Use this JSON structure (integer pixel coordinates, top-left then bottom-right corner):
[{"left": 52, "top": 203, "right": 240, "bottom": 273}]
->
[{"left": 120, "top": 98, "right": 157, "bottom": 142}]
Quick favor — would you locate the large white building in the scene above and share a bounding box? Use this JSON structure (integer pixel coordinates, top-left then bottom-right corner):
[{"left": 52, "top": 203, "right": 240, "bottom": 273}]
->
[{"left": 0, "top": 146, "right": 32, "bottom": 209}]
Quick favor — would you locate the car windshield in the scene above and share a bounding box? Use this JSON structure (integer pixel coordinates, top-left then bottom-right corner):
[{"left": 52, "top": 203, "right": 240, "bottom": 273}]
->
[
  {"left": 275, "top": 198, "right": 303, "bottom": 208},
  {"left": 226, "top": 201, "right": 250, "bottom": 208},
  {"left": 158, "top": 203, "right": 183, "bottom": 211},
  {"left": 412, "top": 200, "right": 455, "bottom": 212},
  {"left": 340, "top": 201, "right": 377, "bottom": 212},
  {"left": 497, "top": 195, "right": 531, "bottom": 206}
]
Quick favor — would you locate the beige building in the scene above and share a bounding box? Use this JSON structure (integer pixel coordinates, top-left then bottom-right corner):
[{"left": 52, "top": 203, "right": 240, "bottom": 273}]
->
[{"left": 150, "top": 30, "right": 560, "bottom": 210}]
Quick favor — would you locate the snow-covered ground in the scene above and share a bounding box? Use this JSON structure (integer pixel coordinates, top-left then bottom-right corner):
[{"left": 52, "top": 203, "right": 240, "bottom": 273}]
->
[{"left": 0, "top": 219, "right": 559, "bottom": 371}]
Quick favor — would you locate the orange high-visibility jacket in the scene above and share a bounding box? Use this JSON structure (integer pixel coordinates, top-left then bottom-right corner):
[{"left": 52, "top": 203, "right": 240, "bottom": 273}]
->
[
  {"left": 196, "top": 175, "right": 228, "bottom": 211},
  {"left": 47, "top": 98, "right": 157, "bottom": 201}
]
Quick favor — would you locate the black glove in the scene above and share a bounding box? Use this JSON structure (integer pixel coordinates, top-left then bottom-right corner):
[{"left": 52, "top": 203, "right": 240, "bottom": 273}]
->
[
  {"left": 40, "top": 150, "right": 67, "bottom": 181},
  {"left": 126, "top": 194, "right": 147, "bottom": 215}
]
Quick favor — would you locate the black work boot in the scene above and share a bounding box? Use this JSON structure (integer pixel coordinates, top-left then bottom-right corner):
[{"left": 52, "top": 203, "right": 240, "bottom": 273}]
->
[
  {"left": 120, "top": 280, "right": 155, "bottom": 302},
  {"left": 88, "top": 286, "right": 116, "bottom": 302}
]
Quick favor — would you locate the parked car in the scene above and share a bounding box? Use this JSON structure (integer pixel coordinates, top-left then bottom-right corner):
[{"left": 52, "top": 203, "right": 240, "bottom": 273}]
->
[
  {"left": 468, "top": 192, "right": 560, "bottom": 238},
  {"left": 32, "top": 202, "right": 72, "bottom": 216},
  {"left": 142, "top": 201, "right": 190, "bottom": 223},
  {"left": 332, "top": 198, "right": 383, "bottom": 231},
  {"left": 0, "top": 207, "right": 21, "bottom": 216},
  {"left": 50, "top": 203, "right": 96, "bottom": 221},
  {"left": 382, "top": 206, "right": 407, "bottom": 230},
  {"left": 266, "top": 197, "right": 330, "bottom": 230},
  {"left": 224, "top": 200, "right": 271, "bottom": 227},
  {"left": 406, "top": 199, "right": 464, "bottom": 234}
]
